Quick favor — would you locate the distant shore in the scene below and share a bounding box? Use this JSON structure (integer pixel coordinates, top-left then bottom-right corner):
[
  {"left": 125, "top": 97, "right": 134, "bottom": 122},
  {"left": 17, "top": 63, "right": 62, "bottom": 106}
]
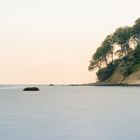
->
[
  {"left": 92, "top": 83, "right": 140, "bottom": 87},
  {"left": 69, "top": 83, "right": 140, "bottom": 87}
]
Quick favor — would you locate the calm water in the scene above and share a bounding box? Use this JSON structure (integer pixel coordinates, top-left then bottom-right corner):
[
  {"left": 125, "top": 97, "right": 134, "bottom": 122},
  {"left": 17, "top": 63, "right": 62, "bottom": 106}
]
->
[{"left": 0, "top": 85, "right": 140, "bottom": 140}]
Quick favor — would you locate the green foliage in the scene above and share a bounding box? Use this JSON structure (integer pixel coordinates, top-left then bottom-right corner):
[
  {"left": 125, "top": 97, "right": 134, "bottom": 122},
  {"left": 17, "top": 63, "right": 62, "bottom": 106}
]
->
[
  {"left": 132, "top": 18, "right": 140, "bottom": 37},
  {"left": 122, "top": 65, "right": 133, "bottom": 76},
  {"left": 120, "top": 47, "right": 140, "bottom": 76},
  {"left": 96, "top": 62, "right": 118, "bottom": 81},
  {"left": 93, "top": 47, "right": 104, "bottom": 60},
  {"left": 89, "top": 18, "right": 140, "bottom": 82},
  {"left": 132, "top": 64, "right": 140, "bottom": 72},
  {"left": 96, "top": 68, "right": 108, "bottom": 81},
  {"left": 113, "top": 26, "right": 132, "bottom": 45},
  {"left": 88, "top": 60, "right": 98, "bottom": 71}
]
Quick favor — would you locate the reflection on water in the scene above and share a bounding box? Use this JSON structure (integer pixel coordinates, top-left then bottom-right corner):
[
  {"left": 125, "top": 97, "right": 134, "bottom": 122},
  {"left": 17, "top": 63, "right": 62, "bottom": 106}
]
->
[{"left": 0, "top": 86, "right": 140, "bottom": 140}]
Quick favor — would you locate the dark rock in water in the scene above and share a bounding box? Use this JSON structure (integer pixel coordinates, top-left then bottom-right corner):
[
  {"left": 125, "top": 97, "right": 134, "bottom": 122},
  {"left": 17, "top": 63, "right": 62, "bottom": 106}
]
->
[
  {"left": 23, "top": 87, "right": 40, "bottom": 91},
  {"left": 49, "top": 84, "right": 55, "bottom": 86}
]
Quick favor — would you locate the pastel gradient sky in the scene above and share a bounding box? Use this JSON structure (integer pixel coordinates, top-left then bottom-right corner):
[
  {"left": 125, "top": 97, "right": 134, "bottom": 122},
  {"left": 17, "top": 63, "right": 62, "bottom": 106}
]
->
[{"left": 0, "top": 0, "right": 140, "bottom": 84}]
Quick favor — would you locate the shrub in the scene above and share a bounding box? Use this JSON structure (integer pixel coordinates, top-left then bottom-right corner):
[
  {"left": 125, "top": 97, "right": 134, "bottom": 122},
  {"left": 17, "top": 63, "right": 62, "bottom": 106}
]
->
[{"left": 96, "top": 62, "right": 118, "bottom": 81}]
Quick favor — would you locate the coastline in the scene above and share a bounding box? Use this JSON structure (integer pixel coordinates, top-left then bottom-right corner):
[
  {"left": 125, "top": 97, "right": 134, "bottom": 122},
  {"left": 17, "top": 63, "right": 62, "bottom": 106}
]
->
[
  {"left": 69, "top": 82, "right": 140, "bottom": 87},
  {"left": 92, "top": 83, "right": 140, "bottom": 87}
]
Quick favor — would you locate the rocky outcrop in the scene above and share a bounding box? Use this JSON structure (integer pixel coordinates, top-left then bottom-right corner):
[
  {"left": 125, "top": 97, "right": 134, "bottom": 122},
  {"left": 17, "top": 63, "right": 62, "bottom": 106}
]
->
[{"left": 23, "top": 87, "right": 40, "bottom": 91}]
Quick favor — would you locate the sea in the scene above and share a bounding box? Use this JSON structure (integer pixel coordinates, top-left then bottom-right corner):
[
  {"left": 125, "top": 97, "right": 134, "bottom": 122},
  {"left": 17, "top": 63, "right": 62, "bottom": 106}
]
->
[{"left": 0, "top": 85, "right": 140, "bottom": 140}]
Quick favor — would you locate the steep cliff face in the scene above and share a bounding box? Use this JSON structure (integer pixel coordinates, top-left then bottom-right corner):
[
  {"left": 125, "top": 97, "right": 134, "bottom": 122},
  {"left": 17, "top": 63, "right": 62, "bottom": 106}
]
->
[
  {"left": 106, "top": 66, "right": 125, "bottom": 83},
  {"left": 106, "top": 65, "right": 140, "bottom": 84},
  {"left": 123, "top": 70, "right": 140, "bottom": 84},
  {"left": 98, "top": 45, "right": 140, "bottom": 84}
]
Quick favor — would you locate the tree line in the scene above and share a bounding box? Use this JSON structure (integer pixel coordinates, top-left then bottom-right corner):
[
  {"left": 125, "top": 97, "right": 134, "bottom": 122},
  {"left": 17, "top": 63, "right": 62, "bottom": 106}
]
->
[{"left": 89, "top": 18, "right": 140, "bottom": 81}]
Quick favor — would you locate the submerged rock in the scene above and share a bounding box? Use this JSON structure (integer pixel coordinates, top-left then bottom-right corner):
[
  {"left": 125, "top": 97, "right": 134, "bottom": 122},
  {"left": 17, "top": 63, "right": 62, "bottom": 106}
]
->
[{"left": 23, "top": 87, "right": 40, "bottom": 91}]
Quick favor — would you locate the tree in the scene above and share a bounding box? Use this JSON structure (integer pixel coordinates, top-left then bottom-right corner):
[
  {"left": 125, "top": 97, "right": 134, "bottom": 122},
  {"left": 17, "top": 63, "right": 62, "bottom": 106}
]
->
[
  {"left": 133, "top": 18, "right": 140, "bottom": 37},
  {"left": 88, "top": 59, "right": 101, "bottom": 71},
  {"left": 101, "top": 35, "right": 114, "bottom": 62},
  {"left": 89, "top": 18, "right": 140, "bottom": 82},
  {"left": 88, "top": 47, "right": 104, "bottom": 71},
  {"left": 113, "top": 26, "right": 133, "bottom": 56},
  {"left": 132, "top": 18, "right": 140, "bottom": 46}
]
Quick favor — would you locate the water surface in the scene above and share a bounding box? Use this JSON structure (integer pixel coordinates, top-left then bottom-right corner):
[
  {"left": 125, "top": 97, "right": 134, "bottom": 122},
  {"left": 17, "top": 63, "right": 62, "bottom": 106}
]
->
[{"left": 0, "top": 86, "right": 140, "bottom": 140}]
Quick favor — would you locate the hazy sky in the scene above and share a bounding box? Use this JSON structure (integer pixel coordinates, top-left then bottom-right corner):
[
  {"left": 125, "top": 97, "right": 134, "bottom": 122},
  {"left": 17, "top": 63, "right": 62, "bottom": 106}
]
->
[{"left": 0, "top": 0, "right": 140, "bottom": 84}]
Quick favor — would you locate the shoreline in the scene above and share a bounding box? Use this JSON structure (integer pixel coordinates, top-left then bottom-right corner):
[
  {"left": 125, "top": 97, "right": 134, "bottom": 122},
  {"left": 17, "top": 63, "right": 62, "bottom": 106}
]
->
[
  {"left": 92, "top": 83, "right": 140, "bottom": 87},
  {"left": 69, "top": 83, "right": 140, "bottom": 87}
]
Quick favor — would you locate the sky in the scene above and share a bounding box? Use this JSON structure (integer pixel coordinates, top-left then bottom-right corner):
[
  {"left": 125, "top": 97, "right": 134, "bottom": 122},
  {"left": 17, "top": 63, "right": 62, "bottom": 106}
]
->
[{"left": 0, "top": 0, "right": 140, "bottom": 84}]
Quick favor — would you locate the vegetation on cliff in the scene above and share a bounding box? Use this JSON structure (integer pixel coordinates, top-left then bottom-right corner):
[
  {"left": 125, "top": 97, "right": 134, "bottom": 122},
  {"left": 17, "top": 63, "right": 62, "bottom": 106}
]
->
[{"left": 89, "top": 18, "right": 140, "bottom": 82}]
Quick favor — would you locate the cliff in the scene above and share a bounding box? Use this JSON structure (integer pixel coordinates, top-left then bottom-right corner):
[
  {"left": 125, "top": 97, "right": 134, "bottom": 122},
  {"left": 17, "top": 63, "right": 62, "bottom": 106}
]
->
[
  {"left": 106, "top": 67, "right": 140, "bottom": 84},
  {"left": 89, "top": 18, "right": 140, "bottom": 85},
  {"left": 102, "top": 47, "right": 140, "bottom": 84}
]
